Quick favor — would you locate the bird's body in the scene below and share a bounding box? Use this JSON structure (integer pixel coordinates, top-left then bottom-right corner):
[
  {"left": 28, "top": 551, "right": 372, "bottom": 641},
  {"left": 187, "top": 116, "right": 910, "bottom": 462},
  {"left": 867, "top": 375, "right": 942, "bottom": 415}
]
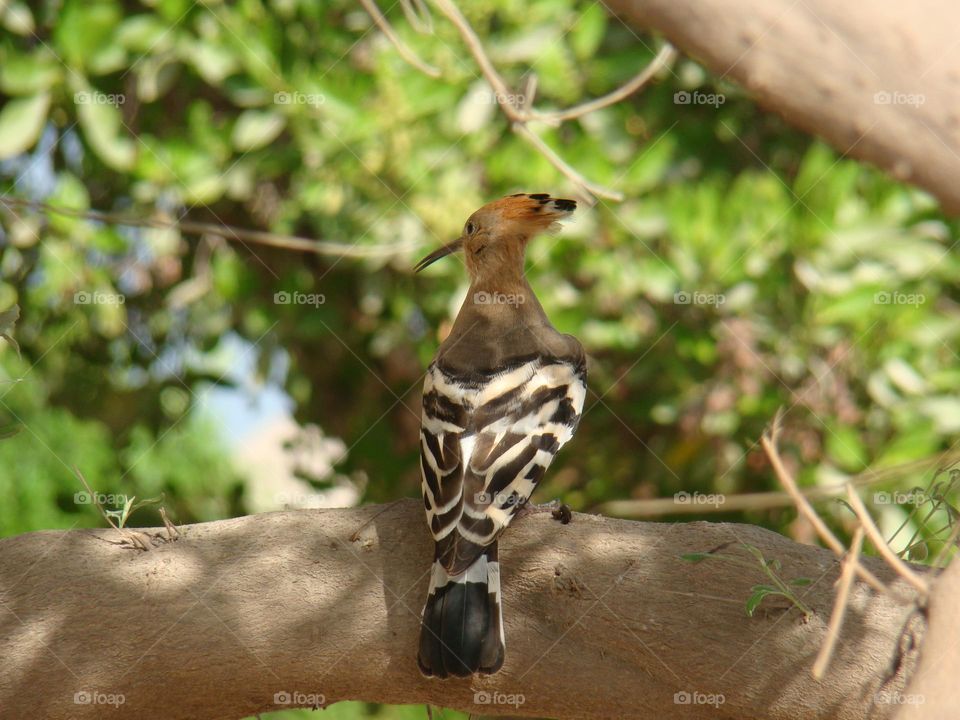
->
[{"left": 414, "top": 193, "right": 586, "bottom": 678}]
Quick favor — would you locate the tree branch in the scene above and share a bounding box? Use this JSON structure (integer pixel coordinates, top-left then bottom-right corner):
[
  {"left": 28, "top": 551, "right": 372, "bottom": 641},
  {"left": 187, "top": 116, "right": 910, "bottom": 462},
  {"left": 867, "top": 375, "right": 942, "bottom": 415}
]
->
[
  {"left": 603, "top": 0, "right": 960, "bottom": 214},
  {"left": 0, "top": 500, "right": 931, "bottom": 719}
]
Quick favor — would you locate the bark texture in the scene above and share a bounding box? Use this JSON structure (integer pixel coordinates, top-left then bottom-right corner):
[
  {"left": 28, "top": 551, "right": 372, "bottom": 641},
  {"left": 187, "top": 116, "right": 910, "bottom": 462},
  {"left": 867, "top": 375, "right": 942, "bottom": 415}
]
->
[
  {"left": 605, "top": 0, "right": 960, "bottom": 213},
  {"left": 0, "top": 500, "right": 932, "bottom": 719}
]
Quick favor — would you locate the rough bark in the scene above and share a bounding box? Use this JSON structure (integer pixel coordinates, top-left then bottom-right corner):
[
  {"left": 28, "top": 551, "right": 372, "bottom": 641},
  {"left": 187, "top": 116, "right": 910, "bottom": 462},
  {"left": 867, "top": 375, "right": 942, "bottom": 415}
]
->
[
  {"left": 604, "top": 0, "right": 960, "bottom": 213},
  {"left": 0, "top": 500, "right": 932, "bottom": 719}
]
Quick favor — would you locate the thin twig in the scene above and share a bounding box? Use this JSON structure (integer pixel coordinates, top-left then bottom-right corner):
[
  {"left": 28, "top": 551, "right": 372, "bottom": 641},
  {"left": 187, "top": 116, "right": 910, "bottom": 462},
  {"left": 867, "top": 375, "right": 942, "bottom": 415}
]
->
[
  {"left": 400, "top": 0, "right": 434, "bottom": 35},
  {"left": 0, "top": 197, "right": 414, "bottom": 259},
  {"left": 432, "top": 0, "right": 627, "bottom": 201},
  {"left": 531, "top": 44, "right": 678, "bottom": 125},
  {"left": 812, "top": 526, "right": 863, "bottom": 679},
  {"left": 600, "top": 450, "right": 960, "bottom": 517},
  {"left": 512, "top": 123, "right": 623, "bottom": 201},
  {"left": 432, "top": 0, "right": 517, "bottom": 115},
  {"left": 761, "top": 410, "right": 886, "bottom": 593},
  {"left": 845, "top": 485, "right": 930, "bottom": 596},
  {"left": 360, "top": 0, "right": 441, "bottom": 77}
]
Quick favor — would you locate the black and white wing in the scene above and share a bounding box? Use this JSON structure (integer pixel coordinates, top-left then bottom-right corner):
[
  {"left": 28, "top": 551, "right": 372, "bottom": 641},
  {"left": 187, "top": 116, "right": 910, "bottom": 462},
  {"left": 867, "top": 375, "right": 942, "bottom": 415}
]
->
[{"left": 420, "top": 355, "right": 586, "bottom": 573}]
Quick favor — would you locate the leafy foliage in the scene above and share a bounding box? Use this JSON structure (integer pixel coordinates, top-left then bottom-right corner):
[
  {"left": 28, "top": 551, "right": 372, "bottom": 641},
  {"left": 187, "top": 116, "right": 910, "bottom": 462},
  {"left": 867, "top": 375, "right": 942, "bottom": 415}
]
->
[{"left": 1, "top": 1, "right": 959, "bottom": 714}]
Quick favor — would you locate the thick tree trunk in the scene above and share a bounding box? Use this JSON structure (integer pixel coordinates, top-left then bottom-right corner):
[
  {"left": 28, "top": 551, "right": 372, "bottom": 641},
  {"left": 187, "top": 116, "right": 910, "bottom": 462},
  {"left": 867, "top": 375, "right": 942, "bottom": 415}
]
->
[
  {"left": 604, "top": 0, "right": 960, "bottom": 213},
  {"left": 0, "top": 500, "right": 932, "bottom": 719}
]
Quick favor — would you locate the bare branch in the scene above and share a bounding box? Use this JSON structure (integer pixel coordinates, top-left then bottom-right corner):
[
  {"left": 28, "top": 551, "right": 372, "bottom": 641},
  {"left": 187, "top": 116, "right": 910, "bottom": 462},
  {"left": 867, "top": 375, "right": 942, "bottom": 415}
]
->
[
  {"left": 0, "top": 500, "right": 929, "bottom": 719},
  {"left": 761, "top": 412, "right": 887, "bottom": 594},
  {"left": 531, "top": 44, "right": 678, "bottom": 124},
  {"left": 512, "top": 123, "right": 624, "bottom": 201},
  {"left": 845, "top": 485, "right": 931, "bottom": 596},
  {"left": 431, "top": 0, "right": 628, "bottom": 201},
  {"left": 812, "top": 525, "right": 864, "bottom": 680},
  {"left": 360, "top": 0, "right": 441, "bottom": 78},
  {"left": 601, "top": 450, "right": 960, "bottom": 518},
  {"left": 0, "top": 197, "right": 414, "bottom": 260}
]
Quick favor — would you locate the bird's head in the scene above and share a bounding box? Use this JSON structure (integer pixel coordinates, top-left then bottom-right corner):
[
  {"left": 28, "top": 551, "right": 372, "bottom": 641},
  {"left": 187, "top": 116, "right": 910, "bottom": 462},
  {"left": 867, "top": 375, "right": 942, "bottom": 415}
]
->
[{"left": 414, "top": 193, "right": 577, "bottom": 283}]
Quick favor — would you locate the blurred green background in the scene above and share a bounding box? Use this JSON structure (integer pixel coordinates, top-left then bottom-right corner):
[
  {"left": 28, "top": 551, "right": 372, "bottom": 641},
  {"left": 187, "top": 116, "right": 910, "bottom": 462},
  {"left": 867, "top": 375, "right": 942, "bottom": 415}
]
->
[{"left": 1, "top": 0, "right": 959, "bottom": 717}]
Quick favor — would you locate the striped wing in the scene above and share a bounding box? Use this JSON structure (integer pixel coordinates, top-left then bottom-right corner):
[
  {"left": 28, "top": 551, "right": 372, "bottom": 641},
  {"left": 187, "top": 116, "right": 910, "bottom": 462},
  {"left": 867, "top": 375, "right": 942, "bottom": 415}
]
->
[{"left": 420, "top": 357, "right": 586, "bottom": 575}]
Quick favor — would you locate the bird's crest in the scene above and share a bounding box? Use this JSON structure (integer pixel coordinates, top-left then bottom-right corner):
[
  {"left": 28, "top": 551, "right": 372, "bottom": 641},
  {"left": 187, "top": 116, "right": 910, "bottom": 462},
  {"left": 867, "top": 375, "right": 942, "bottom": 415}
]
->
[{"left": 491, "top": 193, "right": 577, "bottom": 231}]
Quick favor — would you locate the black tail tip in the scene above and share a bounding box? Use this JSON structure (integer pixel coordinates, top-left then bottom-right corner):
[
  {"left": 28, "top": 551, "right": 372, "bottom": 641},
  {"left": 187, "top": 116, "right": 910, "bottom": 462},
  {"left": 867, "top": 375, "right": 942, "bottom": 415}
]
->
[{"left": 417, "top": 578, "right": 505, "bottom": 678}]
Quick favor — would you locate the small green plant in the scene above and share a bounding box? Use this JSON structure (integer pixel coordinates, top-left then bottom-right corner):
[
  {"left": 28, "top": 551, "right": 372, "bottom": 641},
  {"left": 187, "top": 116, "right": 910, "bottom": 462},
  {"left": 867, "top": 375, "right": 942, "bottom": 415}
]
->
[
  {"left": 883, "top": 465, "right": 960, "bottom": 565},
  {"left": 74, "top": 467, "right": 179, "bottom": 550},
  {"left": 683, "top": 542, "right": 813, "bottom": 620}
]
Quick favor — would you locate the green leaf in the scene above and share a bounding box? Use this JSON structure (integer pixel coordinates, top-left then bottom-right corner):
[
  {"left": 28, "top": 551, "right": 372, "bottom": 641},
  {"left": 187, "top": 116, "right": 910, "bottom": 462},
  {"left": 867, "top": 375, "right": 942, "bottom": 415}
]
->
[
  {"left": 1, "top": 2, "right": 35, "bottom": 35},
  {"left": 74, "top": 82, "right": 136, "bottom": 170},
  {"left": 569, "top": 4, "right": 607, "bottom": 60},
  {"left": 0, "top": 304, "right": 21, "bottom": 357},
  {"left": 681, "top": 552, "right": 711, "bottom": 563},
  {"left": 0, "top": 93, "right": 50, "bottom": 159},
  {"left": 789, "top": 577, "right": 812, "bottom": 586},
  {"left": 826, "top": 424, "right": 868, "bottom": 472},
  {"left": 746, "top": 587, "right": 772, "bottom": 616},
  {"left": 231, "top": 110, "right": 286, "bottom": 151},
  {"left": 53, "top": 0, "right": 122, "bottom": 69},
  {"left": 0, "top": 50, "right": 62, "bottom": 95}
]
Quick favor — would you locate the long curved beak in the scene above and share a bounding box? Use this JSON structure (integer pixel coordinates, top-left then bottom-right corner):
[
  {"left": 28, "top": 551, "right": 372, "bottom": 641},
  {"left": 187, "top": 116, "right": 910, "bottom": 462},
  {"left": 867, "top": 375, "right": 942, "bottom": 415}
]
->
[{"left": 414, "top": 239, "right": 463, "bottom": 273}]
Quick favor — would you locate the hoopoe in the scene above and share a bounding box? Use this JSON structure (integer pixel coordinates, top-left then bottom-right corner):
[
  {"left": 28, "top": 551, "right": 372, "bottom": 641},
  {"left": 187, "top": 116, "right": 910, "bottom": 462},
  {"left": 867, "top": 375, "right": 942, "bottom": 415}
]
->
[{"left": 414, "top": 193, "right": 587, "bottom": 677}]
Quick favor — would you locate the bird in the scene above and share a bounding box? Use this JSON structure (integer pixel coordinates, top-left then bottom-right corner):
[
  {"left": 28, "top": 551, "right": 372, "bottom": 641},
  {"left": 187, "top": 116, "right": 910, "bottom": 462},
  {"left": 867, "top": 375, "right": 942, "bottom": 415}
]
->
[{"left": 413, "top": 192, "right": 587, "bottom": 678}]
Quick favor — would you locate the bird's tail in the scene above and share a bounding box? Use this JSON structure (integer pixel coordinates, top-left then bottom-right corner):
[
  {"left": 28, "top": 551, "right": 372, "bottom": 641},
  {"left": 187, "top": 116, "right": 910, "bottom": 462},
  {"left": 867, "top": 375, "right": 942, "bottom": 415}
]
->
[{"left": 417, "top": 542, "right": 504, "bottom": 678}]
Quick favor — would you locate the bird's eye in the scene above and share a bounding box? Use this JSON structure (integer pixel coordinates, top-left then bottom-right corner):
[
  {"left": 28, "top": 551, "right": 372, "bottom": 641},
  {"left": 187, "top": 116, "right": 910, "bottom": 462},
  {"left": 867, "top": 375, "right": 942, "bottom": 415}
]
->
[{"left": 465, "top": 221, "right": 475, "bottom": 235}]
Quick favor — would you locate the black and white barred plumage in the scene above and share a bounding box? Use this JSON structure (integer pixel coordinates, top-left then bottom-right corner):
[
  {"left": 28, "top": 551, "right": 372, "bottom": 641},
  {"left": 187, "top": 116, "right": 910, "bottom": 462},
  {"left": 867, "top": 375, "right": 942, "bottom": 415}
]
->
[
  {"left": 414, "top": 193, "right": 585, "bottom": 678},
  {"left": 417, "top": 355, "right": 586, "bottom": 677}
]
